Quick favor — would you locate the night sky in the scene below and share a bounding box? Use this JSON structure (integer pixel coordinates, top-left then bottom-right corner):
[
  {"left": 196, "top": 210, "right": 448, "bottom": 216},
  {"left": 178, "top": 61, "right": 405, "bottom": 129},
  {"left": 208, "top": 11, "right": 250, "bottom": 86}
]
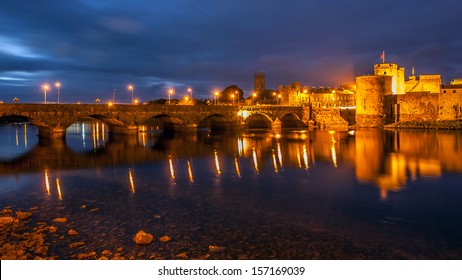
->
[{"left": 0, "top": 0, "right": 461, "bottom": 104}]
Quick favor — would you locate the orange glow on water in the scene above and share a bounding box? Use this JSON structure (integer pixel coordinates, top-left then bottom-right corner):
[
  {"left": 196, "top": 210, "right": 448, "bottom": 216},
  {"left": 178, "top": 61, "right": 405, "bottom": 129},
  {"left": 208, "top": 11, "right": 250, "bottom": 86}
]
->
[
  {"left": 56, "top": 178, "right": 63, "bottom": 200},
  {"left": 252, "top": 147, "right": 259, "bottom": 174},
  {"left": 44, "top": 169, "right": 51, "bottom": 196},
  {"left": 129, "top": 169, "right": 136, "bottom": 193},
  {"left": 296, "top": 146, "right": 302, "bottom": 168},
  {"left": 277, "top": 142, "right": 283, "bottom": 167},
  {"left": 168, "top": 156, "right": 175, "bottom": 180},
  {"left": 303, "top": 144, "right": 309, "bottom": 170},
  {"left": 272, "top": 149, "right": 279, "bottom": 173},
  {"left": 234, "top": 155, "right": 241, "bottom": 178},
  {"left": 187, "top": 161, "right": 194, "bottom": 183},
  {"left": 214, "top": 150, "right": 221, "bottom": 175}
]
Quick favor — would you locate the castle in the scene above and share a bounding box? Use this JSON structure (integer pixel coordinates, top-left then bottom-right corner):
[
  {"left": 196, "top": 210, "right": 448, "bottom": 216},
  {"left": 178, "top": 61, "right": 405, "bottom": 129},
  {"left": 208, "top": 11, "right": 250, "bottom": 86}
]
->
[
  {"left": 252, "top": 59, "right": 461, "bottom": 128},
  {"left": 356, "top": 62, "right": 462, "bottom": 126}
]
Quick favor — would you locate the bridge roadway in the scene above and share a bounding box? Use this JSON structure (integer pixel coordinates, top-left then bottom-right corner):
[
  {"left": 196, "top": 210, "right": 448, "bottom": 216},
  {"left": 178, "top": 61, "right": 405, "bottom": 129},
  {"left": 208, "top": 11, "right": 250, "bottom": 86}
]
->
[{"left": 0, "top": 103, "right": 309, "bottom": 139}]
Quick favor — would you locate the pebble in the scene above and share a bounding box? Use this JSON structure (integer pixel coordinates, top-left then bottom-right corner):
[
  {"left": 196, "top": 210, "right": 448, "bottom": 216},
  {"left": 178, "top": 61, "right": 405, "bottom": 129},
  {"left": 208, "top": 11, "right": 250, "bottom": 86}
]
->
[
  {"left": 0, "top": 217, "right": 14, "bottom": 225},
  {"left": 102, "top": 250, "right": 112, "bottom": 256},
  {"left": 48, "top": 226, "right": 57, "bottom": 233},
  {"left": 208, "top": 245, "right": 226, "bottom": 253},
  {"left": 53, "top": 217, "right": 68, "bottom": 223},
  {"left": 176, "top": 252, "right": 188, "bottom": 259},
  {"left": 134, "top": 230, "right": 154, "bottom": 245},
  {"left": 159, "top": 235, "right": 171, "bottom": 242},
  {"left": 16, "top": 211, "right": 33, "bottom": 220},
  {"left": 68, "top": 229, "right": 79, "bottom": 236},
  {"left": 69, "top": 242, "right": 85, "bottom": 249}
]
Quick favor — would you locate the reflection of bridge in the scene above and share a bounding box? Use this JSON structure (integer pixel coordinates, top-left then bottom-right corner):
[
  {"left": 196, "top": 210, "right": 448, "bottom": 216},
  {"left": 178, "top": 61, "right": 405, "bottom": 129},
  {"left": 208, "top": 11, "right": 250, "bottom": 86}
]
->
[{"left": 0, "top": 104, "right": 309, "bottom": 138}]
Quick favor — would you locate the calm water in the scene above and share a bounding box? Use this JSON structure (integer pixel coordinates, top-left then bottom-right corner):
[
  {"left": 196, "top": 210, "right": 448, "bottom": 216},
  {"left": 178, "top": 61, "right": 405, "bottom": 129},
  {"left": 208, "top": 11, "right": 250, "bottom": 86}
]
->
[{"left": 1, "top": 122, "right": 462, "bottom": 259}]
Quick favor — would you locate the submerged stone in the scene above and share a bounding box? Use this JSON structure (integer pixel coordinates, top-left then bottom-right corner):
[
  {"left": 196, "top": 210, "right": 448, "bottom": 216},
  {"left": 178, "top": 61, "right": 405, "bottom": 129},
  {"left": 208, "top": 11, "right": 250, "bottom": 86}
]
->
[{"left": 134, "top": 230, "right": 154, "bottom": 245}]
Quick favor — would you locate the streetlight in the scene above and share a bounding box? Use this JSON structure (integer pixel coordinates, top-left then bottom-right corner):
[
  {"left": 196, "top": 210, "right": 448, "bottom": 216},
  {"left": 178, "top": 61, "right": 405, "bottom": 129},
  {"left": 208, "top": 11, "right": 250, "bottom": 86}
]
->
[
  {"left": 113, "top": 89, "right": 116, "bottom": 104},
  {"left": 128, "top": 85, "right": 134, "bottom": 104},
  {"left": 55, "top": 82, "right": 61, "bottom": 104},
  {"left": 252, "top": 92, "right": 257, "bottom": 105},
  {"left": 231, "top": 94, "right": 235, "bottom": 105},
  {"left": 188, "top": 88, "right": 192, "bottom": 101},
  {"left": 184, "top": 96, "right": 189, "bottom": 105},
  {"left": 235, "top": 91, "right": 239, "bottom": 105},
  {"left": 214, "top": 91, "right": 219, "bottom": 105},
  {"left": 278, "top": 94, "right": 282, "bottom": 105},
  {"left": 42, "top": 84, "right": 49, "bottom": 104},
  {"left": 168, "top": 89, "right": 174, "bottom": 105}
]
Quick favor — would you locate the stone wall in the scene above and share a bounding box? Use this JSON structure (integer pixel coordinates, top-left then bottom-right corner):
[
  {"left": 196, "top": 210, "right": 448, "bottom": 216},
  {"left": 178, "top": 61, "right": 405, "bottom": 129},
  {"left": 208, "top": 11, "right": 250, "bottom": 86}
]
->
[
  {"left": 439, "top": 89, "right": 462, "bottom": 120},
  {"left": 312, "top": 108, "right": 348, "bottom": 130},
  {"left": 397, "top": 92, "right": 439, "bottom": 122}
]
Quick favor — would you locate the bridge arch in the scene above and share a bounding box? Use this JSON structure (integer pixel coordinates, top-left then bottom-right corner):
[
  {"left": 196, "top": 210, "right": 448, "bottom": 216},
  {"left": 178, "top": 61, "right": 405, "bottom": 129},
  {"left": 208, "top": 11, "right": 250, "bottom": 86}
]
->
[
  {"left": 244, "top": 113, "right": 273, "bottom": 131},
  {"left": 280, "top": 113, "right": 307, "bottom": 130},
  {"left": 140, "top": 114, "right": 186, "bottom": 133},
  {"left": 198, "top": 114, "right": 232, "bottom": 131}
]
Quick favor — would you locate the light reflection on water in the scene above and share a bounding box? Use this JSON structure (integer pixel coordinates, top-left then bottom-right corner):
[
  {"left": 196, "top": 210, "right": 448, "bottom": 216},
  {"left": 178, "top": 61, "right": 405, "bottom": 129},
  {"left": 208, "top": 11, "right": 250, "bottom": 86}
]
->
[{"left": 1, "top": 123, "right": 462, "bottom": 259}]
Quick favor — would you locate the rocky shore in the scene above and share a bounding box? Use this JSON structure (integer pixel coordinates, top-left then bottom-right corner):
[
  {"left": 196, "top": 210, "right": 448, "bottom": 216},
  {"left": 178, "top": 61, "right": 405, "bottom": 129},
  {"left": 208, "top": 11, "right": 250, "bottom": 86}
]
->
[{"left": 384, "top": 120, "right": 462, "bottom": 130}]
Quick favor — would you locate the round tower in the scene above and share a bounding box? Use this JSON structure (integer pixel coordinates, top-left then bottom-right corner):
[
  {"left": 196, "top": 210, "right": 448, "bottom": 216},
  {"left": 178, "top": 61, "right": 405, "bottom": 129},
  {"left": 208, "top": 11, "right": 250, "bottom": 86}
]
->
[
  {"left": 355, "top": 75, "right": 393, "bottom": 127},
  {"left": 373, "top": 63, "right": 405, "bottom": 95}
]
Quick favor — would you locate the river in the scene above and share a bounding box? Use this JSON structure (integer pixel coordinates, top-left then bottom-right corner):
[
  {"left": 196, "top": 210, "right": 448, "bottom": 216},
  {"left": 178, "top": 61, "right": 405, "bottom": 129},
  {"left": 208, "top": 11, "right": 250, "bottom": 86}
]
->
[{"left": 1, "top": 122, "right": 462, "bottom": 259}]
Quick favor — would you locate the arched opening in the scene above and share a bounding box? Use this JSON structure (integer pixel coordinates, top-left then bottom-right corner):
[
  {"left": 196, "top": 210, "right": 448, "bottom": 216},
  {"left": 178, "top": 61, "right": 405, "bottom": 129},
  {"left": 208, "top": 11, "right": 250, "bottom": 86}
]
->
[
  {"left": 0, "top": 115, "right": 39, "bottom": 161},
  {"left": 65, "top": 116, "right": 110, "bottom": 154},
  {"left": 244, "top": 114, "right": 272, "bottom": 132},
  {"left": 140, "top": 114, "right": 185, "bottom": 133},
  {"left": 198, "top": 114, "right": 229, "bottom": 131},
  {"left": 280, "top": 114, "right": 306, "bottom": 131}
]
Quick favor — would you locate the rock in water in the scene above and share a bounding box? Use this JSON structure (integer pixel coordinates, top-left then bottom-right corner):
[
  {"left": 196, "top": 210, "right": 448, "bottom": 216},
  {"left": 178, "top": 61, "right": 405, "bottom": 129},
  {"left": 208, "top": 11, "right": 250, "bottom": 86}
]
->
[
  {"left": 159, "top": 235, "right": 171, "bottom": 242},
  {"left": 69, "top": 242, "right": 85, "bottom": 248},
  {"left": 16, "top": 211, "right": 32, "bottom": 220},
  {"left": 68, "top": 229, "right": 79, "bottom": 236},
  {"left": 134, "top": 230, "right": 154, "bottom": 245},
  {"left": 208, "top": 245, "right": 226, "bottom": 253},
  {"left": 53, "top": 217, "right": 68, "bottom": 223}
]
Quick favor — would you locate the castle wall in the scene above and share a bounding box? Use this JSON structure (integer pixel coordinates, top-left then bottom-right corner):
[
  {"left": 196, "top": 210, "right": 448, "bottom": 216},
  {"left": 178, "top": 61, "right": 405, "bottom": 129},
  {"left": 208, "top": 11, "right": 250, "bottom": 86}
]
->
[
  {"left": 396, "top": 92, "right": 439, "bottom": 122},
  {"left": 439, "top": 86, "right": 462, "bottom": 120},
  {"left": 355, "top": 75, "right": 393, "bottom": 127},
  {"left": 405, "top": 75, "right": 441, "bottom": 94},
  {"left": 312, "top": 108, "right": 349, "bottom": 130}
]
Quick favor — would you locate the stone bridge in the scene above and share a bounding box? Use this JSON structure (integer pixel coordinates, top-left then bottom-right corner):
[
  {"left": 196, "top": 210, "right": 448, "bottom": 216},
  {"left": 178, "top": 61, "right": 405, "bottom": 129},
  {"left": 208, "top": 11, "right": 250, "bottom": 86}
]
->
[{"left": 0, "top": 104, "right": 309, "bottom": 138}]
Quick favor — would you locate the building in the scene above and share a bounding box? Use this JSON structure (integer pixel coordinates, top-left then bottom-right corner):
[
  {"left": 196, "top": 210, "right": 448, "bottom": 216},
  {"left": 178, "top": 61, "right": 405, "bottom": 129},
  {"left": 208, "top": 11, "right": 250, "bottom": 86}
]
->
[
  {"left": 254, "top": 72, "right": 266, "bottom": 95},
  {"left": 356, "top": 60, "right": 462, "bottom": 125}
]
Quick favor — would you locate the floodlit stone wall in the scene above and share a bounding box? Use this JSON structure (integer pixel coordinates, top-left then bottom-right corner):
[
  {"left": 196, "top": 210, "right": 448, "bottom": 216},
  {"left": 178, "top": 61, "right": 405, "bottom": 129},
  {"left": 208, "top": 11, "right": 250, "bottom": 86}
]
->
[{"left": 355, "top": 75, "right": 392, "bottom": 127}]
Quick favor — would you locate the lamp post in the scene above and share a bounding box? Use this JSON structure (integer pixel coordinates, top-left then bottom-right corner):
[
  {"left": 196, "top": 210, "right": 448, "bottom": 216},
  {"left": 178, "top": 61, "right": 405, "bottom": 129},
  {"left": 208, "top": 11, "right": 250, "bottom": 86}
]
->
[
  {"left": 278, "top": 94, "right": 282, "bottom": 105},
  {"left": 168, "top": 89, "right": 173, "bottom": 105},
  {"left": 42, "top": 84, "right": 49, "bottom": 104},
  {"left": 231, "top": 94, "right": 235, "bottom": 106},
  {"left": 113, "top": 89, "right": 116, "bottom": 104},
  {"left": 214, "top": 91, "right": 219, "bottom": 105},
  {"left": 252, "top": 92, "right": 257, "bottom": 105},
  {"left": 55, "top": 82, "right": 61, "bottom": 104},
  {"left": 188, "top": 88, "right": 192, "bottom": 101},
  {"left": 128, "top": 85, "right": 134, "bottom": 104}
]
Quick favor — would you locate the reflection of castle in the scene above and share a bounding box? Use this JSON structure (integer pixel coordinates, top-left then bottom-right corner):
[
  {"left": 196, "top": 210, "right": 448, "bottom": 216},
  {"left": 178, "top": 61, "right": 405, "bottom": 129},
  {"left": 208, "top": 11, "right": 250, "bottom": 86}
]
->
[{"left": 356, "top": 62, "right": 462, "bottom": 126}]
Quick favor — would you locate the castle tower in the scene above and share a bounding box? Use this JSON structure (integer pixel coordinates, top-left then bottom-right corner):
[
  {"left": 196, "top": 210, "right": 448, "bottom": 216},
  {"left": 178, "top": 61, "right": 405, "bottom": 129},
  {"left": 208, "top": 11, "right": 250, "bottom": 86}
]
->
[
  {"left": 355, "top": 75, "right": 393, "bottom": 127},
  {"left": 254, "top": 71, "right": 265, "bottom": 94},
  {"left": 374, "top": 63, "right": 405, "bottom": 95}
]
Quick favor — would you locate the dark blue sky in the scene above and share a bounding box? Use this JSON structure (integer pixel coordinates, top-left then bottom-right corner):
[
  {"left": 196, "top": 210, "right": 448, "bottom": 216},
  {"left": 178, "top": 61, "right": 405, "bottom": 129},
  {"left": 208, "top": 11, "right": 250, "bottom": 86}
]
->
[{"left": 0, "top": 0, "right": 461, "bottom": 103}]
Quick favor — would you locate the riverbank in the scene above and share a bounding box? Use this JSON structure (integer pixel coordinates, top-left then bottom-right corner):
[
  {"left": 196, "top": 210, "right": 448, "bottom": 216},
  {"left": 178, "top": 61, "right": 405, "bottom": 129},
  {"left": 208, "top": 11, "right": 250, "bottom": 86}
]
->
[{"left": 384, "top": 120, "right": 462, "bottom": 130}]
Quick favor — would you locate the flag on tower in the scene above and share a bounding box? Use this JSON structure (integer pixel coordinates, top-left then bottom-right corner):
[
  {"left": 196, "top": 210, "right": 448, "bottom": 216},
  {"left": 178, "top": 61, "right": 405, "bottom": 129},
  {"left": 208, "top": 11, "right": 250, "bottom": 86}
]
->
[{"left": 380, "top": 50, "right": 385, "bottom": 63}]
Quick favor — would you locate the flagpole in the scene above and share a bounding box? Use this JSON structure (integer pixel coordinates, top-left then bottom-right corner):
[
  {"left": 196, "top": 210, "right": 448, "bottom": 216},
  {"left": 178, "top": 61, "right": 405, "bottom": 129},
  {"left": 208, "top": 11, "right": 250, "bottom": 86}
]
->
[{"left": 382, "top": 50, "right": 385, "bottom": 63}]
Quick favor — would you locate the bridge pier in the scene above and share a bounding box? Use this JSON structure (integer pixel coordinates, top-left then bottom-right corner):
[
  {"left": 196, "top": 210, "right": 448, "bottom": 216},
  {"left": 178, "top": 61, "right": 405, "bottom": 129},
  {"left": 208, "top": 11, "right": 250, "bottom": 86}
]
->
[
  {"left": 38, "top": 126, "right": 67, "bottom": 139},
  {"left": 109, "top": 125, "right": 138, "bottom": 135}
]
